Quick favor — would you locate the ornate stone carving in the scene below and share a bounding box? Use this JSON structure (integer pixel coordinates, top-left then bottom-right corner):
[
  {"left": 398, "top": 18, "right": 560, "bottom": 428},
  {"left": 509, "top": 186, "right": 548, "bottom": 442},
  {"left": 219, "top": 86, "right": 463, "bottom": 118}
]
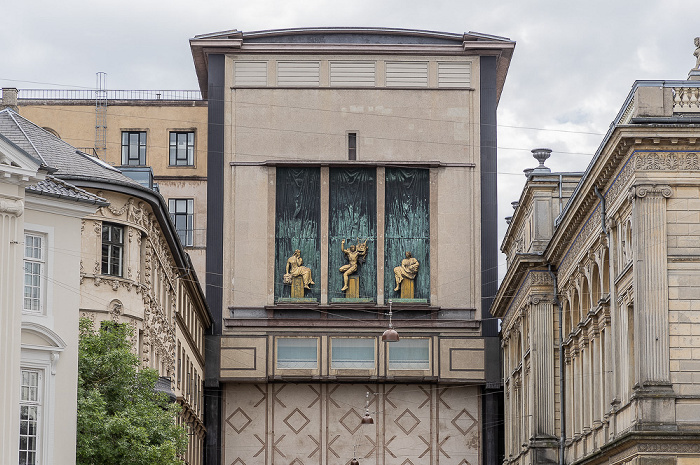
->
[
  {"left": 635, "top": 151, "right": 700, "bottom": 171},
  {"left": 628, "top": 183, "right": 673, "bottom": 200},
  {"left": 0, "top": 197, "right": 24, "bottom": 216}
]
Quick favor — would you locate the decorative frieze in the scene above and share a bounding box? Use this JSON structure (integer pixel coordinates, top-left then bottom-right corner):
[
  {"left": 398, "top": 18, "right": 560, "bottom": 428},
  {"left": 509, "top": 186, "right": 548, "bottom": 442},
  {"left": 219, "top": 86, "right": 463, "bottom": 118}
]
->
[{"left": 635, "top": 151, "right": 700, "bottom": 171}]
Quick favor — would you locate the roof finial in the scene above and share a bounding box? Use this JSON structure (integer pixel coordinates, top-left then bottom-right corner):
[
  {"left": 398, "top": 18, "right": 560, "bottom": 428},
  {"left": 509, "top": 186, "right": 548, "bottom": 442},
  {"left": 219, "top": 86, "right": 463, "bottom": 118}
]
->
[{"left": 529, "top": 148, "right": 552, "bottom": 174}]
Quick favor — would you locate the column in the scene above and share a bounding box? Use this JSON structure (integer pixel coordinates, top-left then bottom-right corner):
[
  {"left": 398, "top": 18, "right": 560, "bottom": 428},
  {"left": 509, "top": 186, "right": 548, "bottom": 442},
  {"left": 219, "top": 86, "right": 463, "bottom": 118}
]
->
[
  {"left": 0, "top": 193, "right": 24, "bottom": 464},
  {"left": 630, "top": 184, "right": 672, "bottom": 384}
]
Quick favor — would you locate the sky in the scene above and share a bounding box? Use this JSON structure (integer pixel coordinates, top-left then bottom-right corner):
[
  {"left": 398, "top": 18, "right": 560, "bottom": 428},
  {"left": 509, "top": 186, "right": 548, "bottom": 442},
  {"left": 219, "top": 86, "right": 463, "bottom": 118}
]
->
[{"left": 2, "top": 0, "right": 699, "bottom": 279}]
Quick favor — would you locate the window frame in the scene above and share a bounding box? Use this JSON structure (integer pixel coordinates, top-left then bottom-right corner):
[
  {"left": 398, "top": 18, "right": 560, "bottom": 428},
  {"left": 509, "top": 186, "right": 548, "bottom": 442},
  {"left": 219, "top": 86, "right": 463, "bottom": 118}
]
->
[
  {"left": 168, "top": 198, "right": 194, "bottom": 247},
  {"left": 276, "top": 337, "right": 318, "bottom": 370},
  {"left": 330, "top": 337, "right": 375, "bottom": 369},
  {"left": 19, "top": 368, "right": 42, "bottom": 465},
  {"left": 121, "top": 130, "right": 147, "bottom": 166},
  {"left": 169, "top": 131, "right": 195, "bottom": 166},
  {"left": 388, "top": 338, "right": 431, "bottom": 371},
  {"left": 23, "top": 232, "right": 46, "bottom": 314},
  {"left": 101, "top": 223, "right": 124, "bottom": 277}
]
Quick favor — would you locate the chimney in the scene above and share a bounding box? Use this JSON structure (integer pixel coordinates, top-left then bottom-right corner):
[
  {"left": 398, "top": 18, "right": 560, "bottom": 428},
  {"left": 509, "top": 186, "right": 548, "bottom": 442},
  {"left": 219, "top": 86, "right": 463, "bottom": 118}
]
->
[{"left": 1, "top": 88, "right": 19, "bottom": 111}]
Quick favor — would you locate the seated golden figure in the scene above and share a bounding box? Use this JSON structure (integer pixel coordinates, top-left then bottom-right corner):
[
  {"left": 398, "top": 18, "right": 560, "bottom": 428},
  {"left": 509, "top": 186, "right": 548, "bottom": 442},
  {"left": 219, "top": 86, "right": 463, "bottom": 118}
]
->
[
  {"left": 285, "top": 249, "right": 314, "bottom": 289},
  {"left": 394, "top": 251, "right": 419, "bottom": 292}
]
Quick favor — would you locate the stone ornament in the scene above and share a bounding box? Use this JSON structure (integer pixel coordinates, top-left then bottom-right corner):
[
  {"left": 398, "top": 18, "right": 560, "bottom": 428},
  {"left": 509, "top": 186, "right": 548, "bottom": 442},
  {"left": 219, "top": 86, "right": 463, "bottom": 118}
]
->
[
  {"left": 393, "top": 251, "right": 419, "bottom": 292},
  {"left": 339, "top": 239, "right": 368, "bottom": 291}
]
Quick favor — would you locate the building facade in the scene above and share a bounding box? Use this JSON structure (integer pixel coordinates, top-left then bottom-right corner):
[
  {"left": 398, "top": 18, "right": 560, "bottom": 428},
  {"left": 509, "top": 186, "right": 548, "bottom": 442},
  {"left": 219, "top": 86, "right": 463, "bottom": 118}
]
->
[
  {"left": 0, "top": 108, "right": 106, "bottom": 465},
  {"left": 493, "top": 61, "right": 700, "bottom": 464},
  {"left": 0, "top": 108, "right": 212, "bottom": 465},
  {"left": 1, "top": 87, "right": 209, "bottom": 286},
  {"left": 190, "top": 27, "right": 515, "bottom": 465}
]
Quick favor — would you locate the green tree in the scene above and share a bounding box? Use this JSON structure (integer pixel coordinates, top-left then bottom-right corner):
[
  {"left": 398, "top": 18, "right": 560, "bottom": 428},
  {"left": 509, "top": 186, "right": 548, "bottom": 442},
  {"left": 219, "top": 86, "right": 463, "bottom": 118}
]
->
[{"left": 76, "top": 317, "right": 186, "bottom": 465}]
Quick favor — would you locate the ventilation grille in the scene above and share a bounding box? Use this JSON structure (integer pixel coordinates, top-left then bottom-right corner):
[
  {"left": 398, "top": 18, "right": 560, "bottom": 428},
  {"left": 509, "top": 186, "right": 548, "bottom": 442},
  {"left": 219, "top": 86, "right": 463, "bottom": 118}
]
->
[
  {"left": 386, "top": 62, "right": 428, "bottom": 87},
  {"left": 277, "top": 61, "right": 320, "bottom": 87},
  {"left": 438, "top": 62, "right": 471, "bottom": 88},
  {"left": 234, "top": 61, "right": 267, "bottom": 87}
]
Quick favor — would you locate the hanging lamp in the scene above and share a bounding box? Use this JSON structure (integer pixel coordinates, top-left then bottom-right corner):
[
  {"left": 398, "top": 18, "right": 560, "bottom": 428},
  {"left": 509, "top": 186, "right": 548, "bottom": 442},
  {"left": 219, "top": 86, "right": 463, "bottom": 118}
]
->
[
  {"left": 349, "top": 445, "right": 360, "bottom": 465},
  {"left": 381, "top": 300, "right": 399, "bottom": 342},
  {"left": 360, "top": 391, "right": 374, "bottom": 424}
]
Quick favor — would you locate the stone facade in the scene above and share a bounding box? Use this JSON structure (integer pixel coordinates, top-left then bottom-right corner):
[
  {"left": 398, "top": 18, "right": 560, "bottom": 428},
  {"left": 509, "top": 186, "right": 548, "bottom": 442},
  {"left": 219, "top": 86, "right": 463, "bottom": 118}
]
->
[
  {"left": 191, "top": 27, "right": 515, "bottom": 465},
  {"left": 71, "top": 183, "right": 211, "bottom": 465},
  {"left": 493, "top": 79, "right": 700, "bottom": 465}
]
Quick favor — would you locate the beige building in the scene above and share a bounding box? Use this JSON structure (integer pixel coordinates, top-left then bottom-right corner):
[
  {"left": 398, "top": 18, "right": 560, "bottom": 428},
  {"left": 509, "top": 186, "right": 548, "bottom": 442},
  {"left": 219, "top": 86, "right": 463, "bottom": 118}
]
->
[
  {"left": 2, "top": 87, "right": 209, "bottom": 286},
  {"left": 190, "top": 27, "right": 515, "bottom": 465},
  {"left": 0, "top": 107, "right": 212, "bottom": 465},
  {"left": 493, "top": 56, "right": 700, "bottom": 464}
]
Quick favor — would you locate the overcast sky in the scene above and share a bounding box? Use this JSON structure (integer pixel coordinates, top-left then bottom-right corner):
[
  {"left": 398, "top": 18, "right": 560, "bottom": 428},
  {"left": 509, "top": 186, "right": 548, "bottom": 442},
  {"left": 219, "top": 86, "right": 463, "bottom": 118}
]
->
[{"left": 2, "top": 0, "right": 699, "bottom": 279}]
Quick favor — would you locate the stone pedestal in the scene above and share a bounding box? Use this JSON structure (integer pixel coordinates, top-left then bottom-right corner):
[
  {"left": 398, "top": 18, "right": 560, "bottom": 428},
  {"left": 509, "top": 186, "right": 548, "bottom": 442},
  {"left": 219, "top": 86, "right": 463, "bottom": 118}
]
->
[
  {"left": 346, "top": 276, "right": 359, "bottom": 298},
  {"left": 291, "top": 276, "right": 304, "bottom": 298},
  {"left": 400, "top": 278, "right": 415, "bottom": 299}
]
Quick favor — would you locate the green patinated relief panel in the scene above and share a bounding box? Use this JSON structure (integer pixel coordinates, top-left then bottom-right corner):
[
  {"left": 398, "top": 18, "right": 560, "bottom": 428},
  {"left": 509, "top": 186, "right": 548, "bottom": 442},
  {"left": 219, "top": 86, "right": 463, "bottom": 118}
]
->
[
  {"left": 275, "top": 168, "right": 321, "bottom": 302},
  {"left": 384, "top": 168, "right": 430, "bottom": 301},
  {"left": 328, "top": 168, "right": 377, "bottom": 301}
]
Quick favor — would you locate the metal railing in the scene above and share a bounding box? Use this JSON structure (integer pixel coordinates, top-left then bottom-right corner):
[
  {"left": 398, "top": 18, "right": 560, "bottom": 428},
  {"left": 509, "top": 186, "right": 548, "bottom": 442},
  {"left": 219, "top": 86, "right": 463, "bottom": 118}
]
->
[{"left": 17, "top": 89, "right": 203, "bottom": 101}]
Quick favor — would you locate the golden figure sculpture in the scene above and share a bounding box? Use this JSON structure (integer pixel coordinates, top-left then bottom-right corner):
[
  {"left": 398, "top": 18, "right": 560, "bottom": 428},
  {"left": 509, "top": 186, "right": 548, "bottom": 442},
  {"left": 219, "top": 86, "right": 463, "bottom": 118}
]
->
[
  {"left": 284, "top": 249, "right": 314, "bottom": 289},
  {"left": 394, "top": 251, "right": 419, "bottom": 291},
  {"left": 339, "top": 239, "right": 368, "bottom": 291}
]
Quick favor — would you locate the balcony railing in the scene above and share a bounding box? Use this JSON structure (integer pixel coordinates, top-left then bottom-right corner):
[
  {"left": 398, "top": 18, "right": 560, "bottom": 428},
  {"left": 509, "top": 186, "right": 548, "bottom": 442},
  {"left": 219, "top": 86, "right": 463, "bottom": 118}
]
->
[{"left": 17, "top": 89, "right": 203, "bottom": 101}]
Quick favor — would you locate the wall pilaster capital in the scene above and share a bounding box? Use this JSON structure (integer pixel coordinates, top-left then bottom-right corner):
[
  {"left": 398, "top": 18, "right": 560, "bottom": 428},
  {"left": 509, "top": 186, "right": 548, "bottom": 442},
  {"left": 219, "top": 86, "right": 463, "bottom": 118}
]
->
[
  {"left": 628, "top": 184, "right": 672, "bottom": 201},
  {"left": 0, "top": 196, "right": 24, "bottom": 217}
]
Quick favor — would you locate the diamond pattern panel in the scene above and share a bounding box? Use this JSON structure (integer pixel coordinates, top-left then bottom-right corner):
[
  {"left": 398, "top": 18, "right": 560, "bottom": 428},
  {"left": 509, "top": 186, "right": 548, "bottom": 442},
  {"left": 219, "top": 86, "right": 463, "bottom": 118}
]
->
[{"left": 222, "top": 383, "right": 480, "bottom": 465}]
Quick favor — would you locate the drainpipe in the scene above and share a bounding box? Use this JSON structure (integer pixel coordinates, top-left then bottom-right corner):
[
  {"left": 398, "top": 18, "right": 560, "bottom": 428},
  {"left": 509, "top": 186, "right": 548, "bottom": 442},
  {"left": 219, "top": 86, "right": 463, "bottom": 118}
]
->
[
  {"left": 594, "top": 186, "right": 607, "bottom": 236},
  {"left": 549, "top": 264, "right": 564, "bottom": 465},
  {"left": 559, "top": 174, "right": 563, "bottom": 215}
]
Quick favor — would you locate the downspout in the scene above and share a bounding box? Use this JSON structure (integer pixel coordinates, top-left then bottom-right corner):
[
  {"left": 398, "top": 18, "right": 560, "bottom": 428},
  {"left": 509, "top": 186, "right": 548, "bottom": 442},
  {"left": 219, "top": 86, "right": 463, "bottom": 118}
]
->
[
  {"left": 559, "top": 174, "right": 563, "bottom": 215},
  {"left": 594, "top": 186, "right": 607, "bottom": 235},
  {"left": 549, "top": 263, "right": 564, "bottom": 465}
]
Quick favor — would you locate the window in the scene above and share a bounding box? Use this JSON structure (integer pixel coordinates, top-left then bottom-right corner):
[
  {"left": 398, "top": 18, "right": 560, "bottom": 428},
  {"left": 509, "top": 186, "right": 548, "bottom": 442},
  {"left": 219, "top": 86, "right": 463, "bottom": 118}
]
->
[
  {"left": 388, "top": 338, "right": 430, "bottom": 370},
  {"left": 348, "top": 132, "right": 357, "bottom": 160},
  {"left": 121, "top": 131, "right": 147, "bottom": 166},
  {"left": 19, "top": 369, "right": 41, "bottom": 465},
  {"left": 277, "top": 338, "right": 318, "bottom": 369},
  {"left": 101, "top": 223, "right": 124, "bottom": 276},
  {"left": 23, "top": 233, "right": 44, "bottom": 313},
  {"left": 168, "top": 199, "right": 194, "bottom": 247},
  {"left": 169, "top": 131, "right": 194, "bottom": 166},
  {"left": 331, "top": 338, "right": 375, "bottom": 369}
]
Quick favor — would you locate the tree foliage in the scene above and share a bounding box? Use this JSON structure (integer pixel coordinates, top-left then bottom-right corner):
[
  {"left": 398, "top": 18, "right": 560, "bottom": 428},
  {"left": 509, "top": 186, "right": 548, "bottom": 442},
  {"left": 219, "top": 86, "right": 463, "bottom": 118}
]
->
[{"left": 76, "top": 318, "right": 186, "bottom": 465}]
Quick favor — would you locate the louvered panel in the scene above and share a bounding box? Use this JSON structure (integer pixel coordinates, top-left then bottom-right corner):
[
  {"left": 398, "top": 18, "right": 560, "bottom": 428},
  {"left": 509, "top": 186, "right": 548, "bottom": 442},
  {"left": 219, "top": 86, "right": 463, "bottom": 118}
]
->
[
  {"left": 438, "top": 62, "right": 471, "bottom": 88},
  {"left": 386, "top": 62, "right": 429, "bottom": 87},
  {"left": 330, "top": 61, "right": 376, "bottom": 87},
  {"left": 277, "top": 61, "right": 320, "bottom": 86},
  {"left": 234, "top": 61, "right": 267, "bottom": 86}
]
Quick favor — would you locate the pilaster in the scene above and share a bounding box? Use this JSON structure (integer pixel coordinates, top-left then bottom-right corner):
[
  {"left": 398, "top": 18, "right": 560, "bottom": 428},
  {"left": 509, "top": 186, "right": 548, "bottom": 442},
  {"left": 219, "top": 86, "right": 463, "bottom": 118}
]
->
[
  {"left": 0, "top": 192, "right": 24, "bottom": 465},
  {"left": 630, "top": 184, "right": 672, "bottom": 385},
  {"left": 629, "top": 184, "right": 676, "bottom": 430},
  {"left": 530, "top": 296, "right": 555, "bottom": 436}
]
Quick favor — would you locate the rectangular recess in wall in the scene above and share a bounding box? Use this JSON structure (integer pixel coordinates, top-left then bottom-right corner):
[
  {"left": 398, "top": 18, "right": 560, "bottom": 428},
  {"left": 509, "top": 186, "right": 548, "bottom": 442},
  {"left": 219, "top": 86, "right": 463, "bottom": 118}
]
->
[
  {"left": 277, "top": 61, "right": 320, "bottom": 87},
  {"left": 330, "top": 61, "right": 376, "bottom": 87},
  {"left": 438, "top": 62, "right": 471, "bottom": 88},
  {"left": 386, "top": 62, "right": 428, "bottom": 87},
  {"left": 234, "top": 61, "right": 267, "bottom": 86}
]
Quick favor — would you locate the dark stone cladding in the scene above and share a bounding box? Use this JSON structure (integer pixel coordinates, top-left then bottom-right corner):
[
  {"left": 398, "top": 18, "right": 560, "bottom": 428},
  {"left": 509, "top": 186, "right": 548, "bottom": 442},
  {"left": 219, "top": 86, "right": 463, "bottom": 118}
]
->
[
  {"left": 480, "top": 55, "right": 504, "bottom": 465},
  {"left": 204, "top": 53, "right": 225, "bottom": 465}
]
